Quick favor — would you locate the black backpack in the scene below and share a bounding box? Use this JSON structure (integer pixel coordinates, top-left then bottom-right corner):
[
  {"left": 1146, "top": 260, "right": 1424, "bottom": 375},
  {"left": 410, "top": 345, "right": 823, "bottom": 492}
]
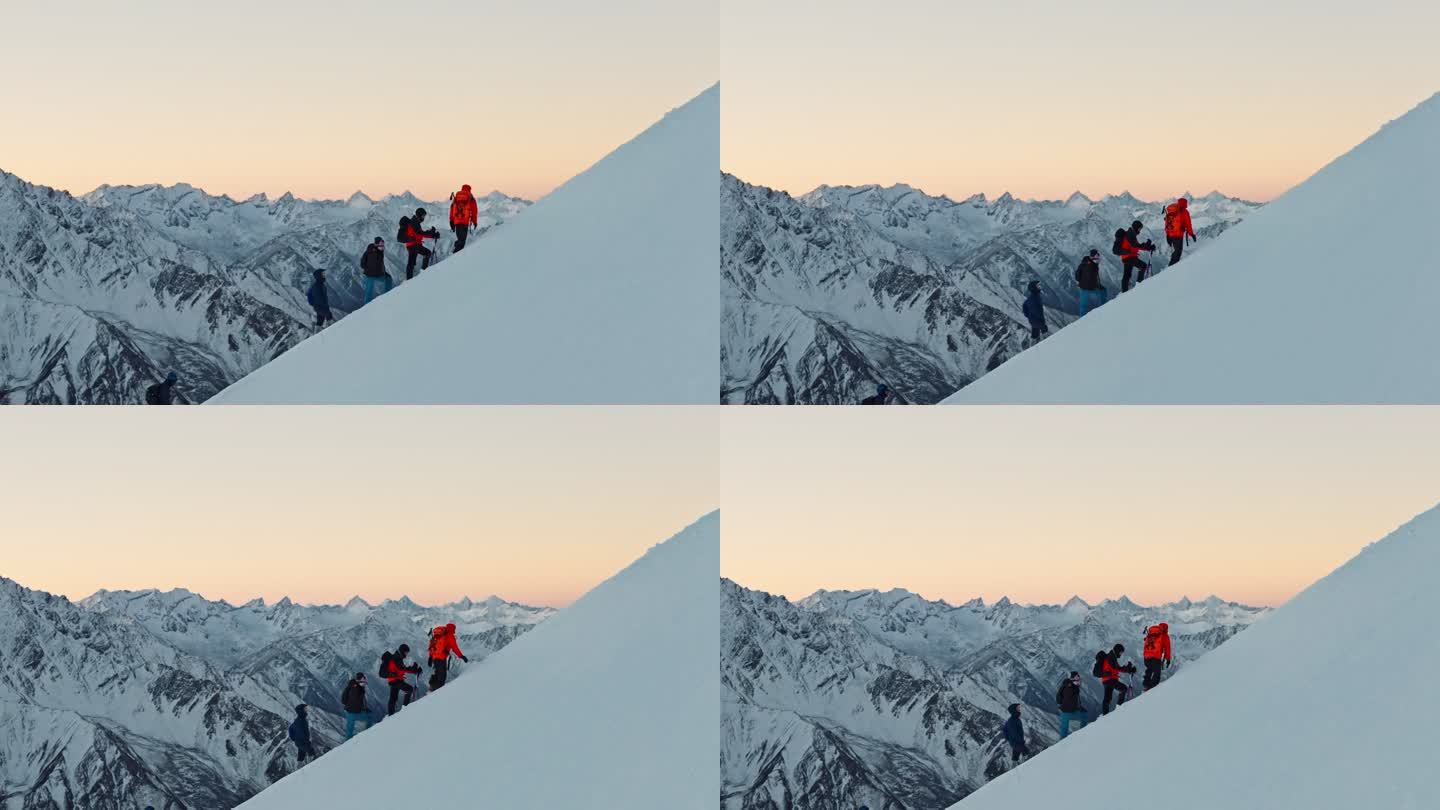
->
[
  {"left": 1111, "top": 229, "right": 1127, "bottom": 257},
  {"left": 1092, "top": 651, "right": 1107, "bottom": 678},
  {"left": 396, "top": 216, "right": 411, "bottom": 243},
  {"left": 378, "top": 651, "right": 393, "bottom": 679}
]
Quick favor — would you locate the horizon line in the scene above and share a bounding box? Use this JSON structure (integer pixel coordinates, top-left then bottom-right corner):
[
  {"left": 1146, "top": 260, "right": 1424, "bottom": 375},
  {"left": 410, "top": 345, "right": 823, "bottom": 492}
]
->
[{"left": 723, "top": 577, "right": 1278, "bottom": 610}]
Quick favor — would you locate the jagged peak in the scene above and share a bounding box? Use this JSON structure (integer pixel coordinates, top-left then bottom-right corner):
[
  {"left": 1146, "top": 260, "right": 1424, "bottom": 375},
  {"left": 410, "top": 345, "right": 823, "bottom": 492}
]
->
[
  {"left": 276, "top": 191, "right": 296, "bottom": 204},
  {"left": 1063, "top": 595, "right": 1090, "bottom": 611},
  {"left": 1064, "top": 191, "right": 1092, "bottom": 206},
  {"left": 344, "top": 595, "right": 371, "bottom": 611},
  {"left": 346, "top": 190, "right": 374, "bottom": 206},
  {"left": 241, "top": 597, "right": 266, "bottom": 609}
]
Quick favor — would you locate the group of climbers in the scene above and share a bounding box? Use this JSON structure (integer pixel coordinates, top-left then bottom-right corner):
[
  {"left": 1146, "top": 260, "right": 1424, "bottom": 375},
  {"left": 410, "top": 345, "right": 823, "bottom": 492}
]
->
[
  {"left": 997, "top": 622, "right": 1175, "bottom": 767},
  {"left": 287, "top": 621, "right": 471, "bottom": 768},
  {"left": 297, "top": 183, "right": 484, "bottom": 334},
  {"left": 1015, "top": 196, "right": 1199, "bottom": 338},
  {"left": 142, "top": 184, "right": 484, "bottom": 402}
]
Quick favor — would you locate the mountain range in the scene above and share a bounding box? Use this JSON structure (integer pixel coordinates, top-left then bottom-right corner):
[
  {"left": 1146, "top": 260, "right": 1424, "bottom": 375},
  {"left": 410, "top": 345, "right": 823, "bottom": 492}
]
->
[
  {"left": 0, "top": 169, "right": 528, "bottom": 403},
  {"left": 721, "top": 175, "right": 1261, "bottom": 403},
  {"left": 720, "top": 579, "right": 1267, "bottom": 809},
  {"left": 0, "top": 575, "right": 551, "bottom": 808}
]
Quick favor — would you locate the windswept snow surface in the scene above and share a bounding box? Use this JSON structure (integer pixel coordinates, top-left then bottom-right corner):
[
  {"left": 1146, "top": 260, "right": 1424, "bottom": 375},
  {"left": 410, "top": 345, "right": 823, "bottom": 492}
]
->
[
  {"left": 238, "top": 511, "right": 719, "bottom": 810},
  {"left": 213, "top": 84, "right": 719, "bottom": 404},
  {"left": 945, "top": 93, "right": 1440, "bottom": 404},
  {"left": 950, "top": 503, "right": 1440, "bottom": 810}
]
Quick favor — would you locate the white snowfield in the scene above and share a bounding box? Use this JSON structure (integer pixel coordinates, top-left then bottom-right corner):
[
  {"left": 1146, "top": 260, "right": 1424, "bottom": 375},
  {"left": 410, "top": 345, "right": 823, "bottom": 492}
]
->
[
  {"left": 945, "top": 92, "right": 1440, "bottom": 404},
  {"left": 950, "top": 502, "right": 1440, "bottom": 810},
  {"left": 238, "top": 511, "right": 719, "bottom": 810},
  {"left": 213, "top": 84, "right": 719, "bottom": 404}
]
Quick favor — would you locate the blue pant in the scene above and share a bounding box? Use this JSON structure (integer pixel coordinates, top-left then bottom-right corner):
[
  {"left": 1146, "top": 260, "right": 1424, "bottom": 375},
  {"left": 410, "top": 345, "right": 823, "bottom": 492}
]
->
[
  {"left": 363, "top": 275, "right": 393, "bottom": 304},
  {"left": 1078, "top": 288, "right": 1108, "bottom": 316},
  {"left": 344, "top": 711, "right": 374, "bottom": 739},
  {"left": 1059, "top": 711, "right": 1088, "bottom": 738}
]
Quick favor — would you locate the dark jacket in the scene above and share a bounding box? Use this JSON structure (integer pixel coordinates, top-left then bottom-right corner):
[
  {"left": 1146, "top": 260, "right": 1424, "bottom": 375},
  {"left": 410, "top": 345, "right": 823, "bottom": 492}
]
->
[
  {"left": 360, "top": 245, "right": 388, "bottom": 278},
  {"left": 1056, "top": 679, "right": 1083, "bottom": 713},
  {"left": 145, "top": 381, "right": 175, "bottom": 405},
  {"left": 1075, "top": 256, "right": 1102, "bottom": 291},
  {"left": 288, "top": 710, "right": 311, "bottom": 746},
  {"left": 1002, "top": 707, "right": 1025, "bottom": 746},
  {"left": 306, "top": 272, "right": 331, "bottom": 313},
  {"left": 1022, "top": 288, "right": 1046, "bottom": 326},
  {"left": 341, "top": 680, "right": 367, "bottom": 713}
]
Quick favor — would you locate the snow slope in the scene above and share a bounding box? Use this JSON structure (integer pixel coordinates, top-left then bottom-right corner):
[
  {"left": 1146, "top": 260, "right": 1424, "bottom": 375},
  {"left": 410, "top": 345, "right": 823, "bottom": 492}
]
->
[
  {"left": 951, "top": 502, "right": 1440, "bottom": 810},
  {"left": 213, "top": 85, "right": 720, "bottom": 404},
  {"left": 945, "top": 92, "right": 1440, "bottom": 403},
  {"left": 238, "top": 511, "right": 720, "bottom": 810}
]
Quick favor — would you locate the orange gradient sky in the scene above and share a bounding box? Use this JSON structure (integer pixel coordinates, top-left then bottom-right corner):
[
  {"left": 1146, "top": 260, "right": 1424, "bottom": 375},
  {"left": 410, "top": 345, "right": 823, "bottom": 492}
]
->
[
  {"left": 0, "top": 0, "right": 714, "bottom": 201},
  {"left": 722, "top": 0, "right": 1439, "bottom": 201},
  {"left": 0, "top": 408, "right": 716, "bottom": 608},
  {"left": 722, "top": 408, "right": 1440, "bottom": 608}
]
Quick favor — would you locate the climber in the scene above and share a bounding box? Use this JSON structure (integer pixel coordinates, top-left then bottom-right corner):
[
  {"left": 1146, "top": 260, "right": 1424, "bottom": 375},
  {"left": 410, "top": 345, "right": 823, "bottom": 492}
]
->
[
  {"left": 380, "top": 645, "right": 423, "bottom": 715},
  {"left": 144, "top": 372, "right": 179, "bottom": 405},
  {"left": 861, "top": 383, "right": 893, "bottom": 405},
  {"left": 449, "top": 184, "right": 480, "bottom": 252},
  {"left": 1142, "top": 622, "right": 1173, "bottom": 690},
  {"left": 306, "top": 268, "right": 334, "bottom": 329},
  {"left": 1113, "top": 220, "right": 1156, "bottom": 292},
  {"left": 340, "top": 672, "right": 374, "bottom": 739},
  {"left": 427, "top": 622, "right": 470, "bottom": 691},
  {"left": 1093, "top": 643, "right": 1136, "bottom": 714},
  {"left": 1002, "top": 703, "right": 1029, "bottom": 764},
  {"left": 288, "top": 704, "right": 314, "bottom": 763},
  {"left": 359, "top": 237, "right": 393, "bottom": 304},
  {"left": 1163, "top": 197, "right": 1197, "bottom": 266},
  {"left": 1021, "top": 280, "right": 1048, "bottom": 342},
  {"left": 1055, "top": 670, "right": 1088, "bottom": 738},
  {"left": 1074, "top": 249, "right": 1108, "bottom": 315},
  {"left": 398, "top": 208, "right": 440, "bottom": 280}
]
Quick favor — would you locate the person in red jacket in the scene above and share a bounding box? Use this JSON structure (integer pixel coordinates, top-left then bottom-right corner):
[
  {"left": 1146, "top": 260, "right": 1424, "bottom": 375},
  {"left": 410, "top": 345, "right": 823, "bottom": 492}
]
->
[
  {"left": 1163, "top": 198, "right": 1197, "bottom": 266},
  {"left": 1114, "top": 221, "right": 1156, "bottom": 292},
  {"left": 1142, "top": 622, "right": 1173, "bottom": 690},
  {"left": 449, "top": 185, "right": 480, "bottom": 252},
  {"left": 426, "top": 623, "right": 470, "bottom": 691},
  {"left": 1094, "top": 644, "right": 1136, "bottom": 715},
  {"left": 380, "top": 644, "right": 422, "bottom": 715},
  {"left": 402, "top": 208, "right": 440, "bottom": 280}
]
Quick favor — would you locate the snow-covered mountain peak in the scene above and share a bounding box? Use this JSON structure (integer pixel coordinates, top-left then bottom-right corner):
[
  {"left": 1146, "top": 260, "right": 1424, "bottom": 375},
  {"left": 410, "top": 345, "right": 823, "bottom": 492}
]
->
[
  {"left": 1062, "top": 594, "right": 1090, "bottom": 612},
  {"left": 241, "top": 512, "right": 717, "bottom": 810},
  {"left": 342, "top": 595, "right": 371, "bottom": 612},
  {"left": 1064, "top": 190, "right": 1092, "bottom": 207},
  {"left": 213, "top": 84, "right": 718, "bottom": 404},
  {"left": 344, "top": 190, "right": 373, "bottom": 207},
  {"left": 951, "top": 503, "right": 1440, "bottom": 810}
]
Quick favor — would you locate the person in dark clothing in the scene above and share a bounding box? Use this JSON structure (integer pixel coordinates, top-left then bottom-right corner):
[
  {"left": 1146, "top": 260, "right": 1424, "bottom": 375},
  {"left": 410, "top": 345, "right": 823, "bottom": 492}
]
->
[
  {"left": 383, "top": 645, "right": 423, "bottom": 715},
  {"left": 340, "top": 672, "right": 373, "bottom": 739},
  {"left": 144, "top": 371, "right": 178, "bottom": 405},
  {"left": 402, "top": 208, "right": 440, "bottom": 280},
  {"left": 1056, "top": 671, "right": 1088, "bottom": 738},
  {"left": 860, "top": 383, "right": 892, "bottom": 405},
  {"left": 288, "top": 704, "right": 313, "bottom": 763},
  {"left": 306, "top": 269, "right": 334, "bottom": 328},
  {"left": 1095, "top": 644, "right": 1137, "bottom": 715},
  {"left": 1021, "top": 281, "right": 1048, "bottom": 341},
  {"left": 1115, "top": 221, "right": 1156, "bottom": 292},
  {"left": 359, "top": 237, "right": 392, "bottom": 304},
  {"left": 1074, "top": 249, "right": 1108, "bottom": 316},
  {"left": 1001, "top": 703, "right": 1029, "bottom": 764}
]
